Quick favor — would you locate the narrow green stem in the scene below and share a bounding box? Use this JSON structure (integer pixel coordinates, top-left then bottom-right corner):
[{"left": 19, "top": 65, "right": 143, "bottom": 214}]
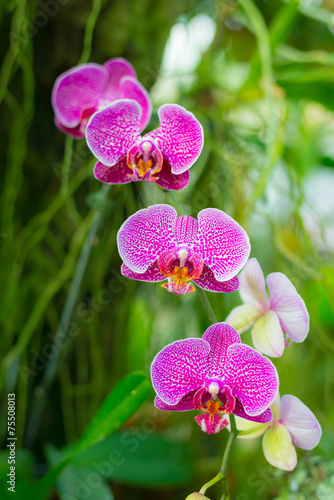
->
[
  {"left": 199, "top": 472, "right": 224, "bottom": 495},
  {"left": 60, "top": 135, "right": 74, "bottom": 197},
  {"left": 78, "top": 0, "right": 102, "bottom": 65},
  {"left": 220, "top": 413, "right": 238, "bottom": 474},
  {"left": 199, "top": 414, "right": 239, "bottom": 498},
  {"left": 196, "top": 285, "right": 218, "bottom": 324},
  {"left": 24, "top": 185, "right": 110, "bottom": 448}
]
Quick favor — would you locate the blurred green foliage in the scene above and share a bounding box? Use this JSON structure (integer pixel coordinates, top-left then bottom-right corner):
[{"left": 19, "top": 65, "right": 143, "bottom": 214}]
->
[{"left": 0, "top": 0, "right": 334, "bottom": 499}]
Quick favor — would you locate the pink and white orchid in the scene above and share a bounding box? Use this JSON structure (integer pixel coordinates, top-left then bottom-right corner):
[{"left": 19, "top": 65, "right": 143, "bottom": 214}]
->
[
  {"left": 233, "top": 393, "right": 321, "bottom": 471},
  {"left": 226, "top": 258, "right": 309, "bottom": 357},
  {"left": 151, "top": 323, "right": 279, "bottom": 434},
  {"left": 117, "top": 204, "right": 250, "bottom": 295},
  {"left": 86, "top": 100, "right": 203, "bottom": 190},
  {"left": 52, "top": 58, "right": 151, "bottom": 138}
]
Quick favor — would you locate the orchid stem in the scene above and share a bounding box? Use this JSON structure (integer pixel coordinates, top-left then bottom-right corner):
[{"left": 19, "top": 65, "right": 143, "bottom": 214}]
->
[
  {"left": 198, "top": 414, "right": 239, "bottom": 498},
  {"left": 78, "top": 0, "right": 102, "bottom": 65},
  {"left": 196, "top": 285, "right": 218, "bottom": 324},
  {"left": 219, "top": 414, "right": 239, "bottom": 498}
]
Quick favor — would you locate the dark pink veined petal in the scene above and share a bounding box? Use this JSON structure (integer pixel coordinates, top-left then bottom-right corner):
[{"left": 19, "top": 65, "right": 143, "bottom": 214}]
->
[
  {"left": 121, "top": 262, "right": 165, "bottom": 282},
  {"left": 52, "top": 63, "right": 107, "bottom": 127},
  {"left": 154, "top": 159, "right": 190, "bottom": 191},
  {"left": 194, "top": 208, "right": 250, "bottom": 282},
  {"left": 195, "top": 265, "right": 239, "bottom": 293},
  {"left": 119, "top": 77, "right": 152, "bottom": 131},
  {"left": 202, "top": 323, "right": 240, "bottom": 380},
  {"left": 280, "top": 395, "right": 321, "bottom": 450},
  {"left": 224, "top": 344, "right": 278, "bottom": 417},
  {"left": 149, "top": 104, "right": 203, "bottom": 174},
  {"left": 102, "top": 58, "right": 137, "bottom": 100},
  {"left": 267, "top": 273, "right": 309, "bottom": 343},
  {"left": 86, "top": 100, "right": 142, "bottom": 167},
  {"left": 54, "top": 117, "right": 85, "bottom": 139},
  {"left": 94, "top": 155, "right": 132, "bottom": 185},
  {"left": 174, "top": 215, "right": 199, "bottom": 245},
  {"left": 154, "top": 391, "right": 196, "bottom": 411},
  {"left": 151, "top": 338, "right": 210, "bottom": 405},
  {"left": 233, "top": 399, "right": 273, "bottom": 423},
  {"left": 117, "top": 204, "right": 177, "bottom": 273}
]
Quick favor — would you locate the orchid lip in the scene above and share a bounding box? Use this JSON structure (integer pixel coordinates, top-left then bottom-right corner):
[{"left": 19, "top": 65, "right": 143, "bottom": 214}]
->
[
  {"left": 127, "top": 139, "right": 163, "bottom": 181},
  {"left": 158, "top": 249, "right": 204, "bottom": 295}
]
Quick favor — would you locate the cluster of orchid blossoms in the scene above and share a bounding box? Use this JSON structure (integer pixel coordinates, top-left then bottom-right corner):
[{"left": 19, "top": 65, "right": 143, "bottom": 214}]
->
[{"left": 52, "top": 57, "right": 321, "bottom": 490}]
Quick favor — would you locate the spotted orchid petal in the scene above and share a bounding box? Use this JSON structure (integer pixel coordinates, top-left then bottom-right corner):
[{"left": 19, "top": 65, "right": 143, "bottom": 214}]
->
[
  {"left": 154, "top": 160, "right": 190, "bottom": 191},
  {"left": 267, "top": 273, "right": 309, "bottom": 343},
  {"left": 251, "top": 310, "right": 285, "bottom": 358},
  {"left": 195, "top": 266, "right": 239, "bottom": 293},
  {"left": 262, "top": 422, "right": 297, "bottom": 471},
  {"left": 154, "top": 391, "right": 196, "bottom": 411},
  {"left": 174, "top": 216, "right": 199, "bottom": 245},
  {"left": 239, "top": 258, "right": 270, "bottom": 310},
  {"left": 121, "top": 262, "right": 165, "bottom": 282},
  {"left": 86, "top": 100, "right": 142, "bottom": 166},
  {"left": 118, "top": 77, "right": 152, "bottom": 131},
  {"left": 225, "top": 303, "right": 262, "bottom": 333},
  {"left": 94, "top": 155, "right": 132, "bottom": 185},
  {"left": 202, "top": 323, "right": 240, "bottom": 380},
  {"left": 150, "top": 104, "right": 204, "bottom": 174},
  {"left": 233, "top": 399, "right": 273, "bottom": 424},
  {"left": 117, "top": 204, "right": 177, "bottom": 273},
  {"left": 151, "top": 338, "right": 210, "bottom": 405},
  {"left": 194, "top": 208, "right": 250, "bottom": 282},
  {"left": 102, "top": 58, "right": 137, "bottom": 99},
  {"left": 224, "top": 344, "right": 279, "bottom": 416},
  {"left": 52, "top": 63, "right": 107, "bottom": 128},
  {"left": 280, "top": 395, "right": 321, "bottom": 450}
]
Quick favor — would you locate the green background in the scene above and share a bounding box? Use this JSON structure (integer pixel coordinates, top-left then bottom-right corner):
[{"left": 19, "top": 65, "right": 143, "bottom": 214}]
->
[{"left": 0, "top": 0, "right": 334, "bottom": 498}]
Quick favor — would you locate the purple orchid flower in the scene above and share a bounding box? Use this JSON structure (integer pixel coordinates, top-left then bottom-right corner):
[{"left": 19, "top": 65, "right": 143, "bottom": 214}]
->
[
  {"left": 117, "top": 204, "right": 250, "bottom": 295},
  {"left": 151, "top": 323, "right": 279, "bottom": 434},
  {"left": 52, "top": 58, "right": 151, "bottom": 138},
  {"left": 85, "top": 100, "right": 203, "bottom": 190},
  {"left": 226, "top": 258, "right": 309, "bottom": 357}
]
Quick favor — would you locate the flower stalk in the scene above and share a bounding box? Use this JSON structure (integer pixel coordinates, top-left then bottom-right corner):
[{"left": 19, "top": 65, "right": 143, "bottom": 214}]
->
[{"left": 199, "top": 414, "right": 239, "bottom": 498}]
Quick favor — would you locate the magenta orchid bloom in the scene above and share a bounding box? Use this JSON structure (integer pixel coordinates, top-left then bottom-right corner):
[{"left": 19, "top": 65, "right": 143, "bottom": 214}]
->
[
  {"left": 52, "top": 58, "right": 151, "bottom": 138},
  {"left": 226, "top": 258, "right": 309, "bottom": 357},
  {"left": 151, "top": 323, "right": 279, "bottom": 435},
  {"left": 117, "top": 204, "right": 250, "bottom": 295},
  {"left": 234, "top": 393, "right": 321, "bottom": 470},
  {"left": 86, "top": 100, "right": 203, "bottom": 190}
]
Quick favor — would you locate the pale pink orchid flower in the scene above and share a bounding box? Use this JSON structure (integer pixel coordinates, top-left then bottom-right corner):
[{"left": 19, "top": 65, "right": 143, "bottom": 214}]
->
[
  {"left": 232, "top": 393, "right": 321, "bottom": 471},
  {"left": 226, "top": 258, "right": 309, "bottom": 357}
]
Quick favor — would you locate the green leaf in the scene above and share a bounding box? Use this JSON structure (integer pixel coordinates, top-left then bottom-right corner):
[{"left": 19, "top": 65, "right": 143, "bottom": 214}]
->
[
  {"left": 72, "top": 431, "right": 194, "bottom": 488},
  {"left": 74, "top": 371, "right": 150, "bottom": 454},
  {"left": 27, "top": 372, "right": 150, "bottom": 500},
  {"left": 46, "top": 444, "right": 114, "bottom": 500}
]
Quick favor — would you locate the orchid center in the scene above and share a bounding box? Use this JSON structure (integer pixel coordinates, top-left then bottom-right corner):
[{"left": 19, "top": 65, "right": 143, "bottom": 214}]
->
[
  {"left": 206, "top": 399, "right": 221, "bottom": 415},
  {"left": 157, "top": 250, "right": 204, "bottom": 295},
  {"left": 127, "top": 140, "right": 163, "bottom": 182}
]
